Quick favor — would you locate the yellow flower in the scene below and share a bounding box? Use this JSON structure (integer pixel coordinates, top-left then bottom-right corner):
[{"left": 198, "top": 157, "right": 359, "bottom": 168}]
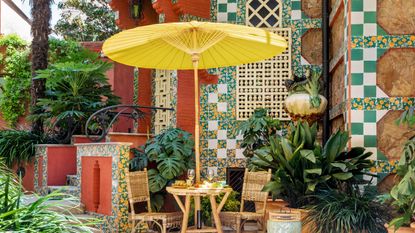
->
[
  {"left": 370, "top": 101, "right": 374, "bottom": 105},
  {"left": 364, "top": 98, "right": 370, "bottom": 103},
  {"left": 358, "top": 106, "right": 363, "bottom": 110},
  {"left": 392, "top": 38, "right": 398, "bottom": 42},
  {"left": 382, "top": 38, "right": 387, "bottom": 43},
  {"left": 367, "top": 106, "right": 371, "bottom": 110},
  {"left": 409, "top": 41, "right": 413, "bottom": 45},
  {"left": 368, "top": 42, "right": 373, "bottom": 46},
  {"left": 389, "top": 42, "right": 395, "bottom": 47},
  {"left": 377, "top": 36, "right": 382, "bottom": 40},
  {"left": 371, "top": 36, "right": 377, "bottom": 41},
  {"left": 376, "top": 105, "right": 382, "bottom": 110},
  {"left": 380, "top": 100, "right": 384, "bottom": 104},
  {"left": 411, "top": 35, "right": 415, "bottom": 41},
  {"left": 395, "top": 100, "right": 399, "bottom": 105}
]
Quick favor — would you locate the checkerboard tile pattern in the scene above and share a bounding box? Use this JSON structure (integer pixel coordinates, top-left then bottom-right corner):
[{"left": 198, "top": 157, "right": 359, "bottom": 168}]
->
[
  {"left": 217, "top": 0, "right": 238, "bottom": 22},
  {"left": 346, "top": 0, "right": 415, "bottom": 186}
]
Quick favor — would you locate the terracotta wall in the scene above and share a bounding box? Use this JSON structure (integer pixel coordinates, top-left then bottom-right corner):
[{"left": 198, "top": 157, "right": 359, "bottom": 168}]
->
[
  {"left": 46, "top": 146, "right": 77, "bottom": 186},
  {"left": 81, "top": 156, "right": 112, "bottom": 215}
]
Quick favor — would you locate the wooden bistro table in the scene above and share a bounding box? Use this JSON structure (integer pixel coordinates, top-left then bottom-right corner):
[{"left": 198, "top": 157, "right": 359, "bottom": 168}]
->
[{"left": 166, "top": 186, "right": 233, "bottom": 233}]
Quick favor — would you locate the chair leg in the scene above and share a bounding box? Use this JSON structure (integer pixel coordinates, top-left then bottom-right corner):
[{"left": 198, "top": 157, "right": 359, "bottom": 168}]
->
[
  {"left": 162, "top": 219, "right": 167, "bottom": 233},
  {"left": 236, "top": 217, "right": 241, "bottom": 233},
  {"left": 131, "top": 221, "right": 135, "bottom": 233}
]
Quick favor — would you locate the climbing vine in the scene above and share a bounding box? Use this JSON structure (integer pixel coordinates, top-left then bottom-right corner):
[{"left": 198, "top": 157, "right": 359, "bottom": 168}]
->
[{"left": 0, "top": 34, "right": 31, "bottom": 126}]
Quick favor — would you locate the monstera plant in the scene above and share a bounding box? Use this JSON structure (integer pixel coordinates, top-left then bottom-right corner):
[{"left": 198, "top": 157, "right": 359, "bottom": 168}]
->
[
  {"left": 261, "top": 122, "right": 374, "bottom": 208},
  {"left": 238, "top": 108, "right": 281, "bottom": 159},
  {"left": 130, "top": 128, "right": 195, "bottom": 211},
  {"left": 284, "top": 69, "right": 327, "bottom": 122},
  {"left": 388, "top": 139, "right": 415, "bottom": 232}
]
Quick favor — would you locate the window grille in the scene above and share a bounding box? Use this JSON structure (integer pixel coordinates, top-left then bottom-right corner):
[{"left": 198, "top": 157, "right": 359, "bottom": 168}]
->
[
  {"left": 236, "top": 28, "right": 292, "bottom": 120},
  {"left": 153, "top": 70, "right": 175, "bottom": 134},
  {"left": 246, "top": 0, "right": 282, "bottom": 28}
]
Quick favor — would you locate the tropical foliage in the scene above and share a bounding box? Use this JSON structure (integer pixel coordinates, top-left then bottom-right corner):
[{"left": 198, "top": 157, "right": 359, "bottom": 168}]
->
[
  {"left": 0, "top": 162, "right": 98, "bottom": 232},
  {"left": 0, "top": 35, "right": 101, "bottom": 126},
  {"left": 189, "top": 191, "right": 240, "bottom": 226},
  {"left": 238, "top": 108, "right": 281, "bottom": 159},
  {"left": 0, "top": 34, "right": 31, "bottom": 125},
  {"left": 389, "top": 139, "right": 415, "bottom": 229},
  {"left": 130, "top": 128, "right": 195, "bottom": 211},
  {"left": 54, "top": 0, "right": 120, "bottom": 42},
  {"left": 261, "top": 122, "right": 373, "bottom": 207},
  {"left": 29, "top": 61, "right": 120, "bottom": 143},
  {"left": 0, "top": 130, "right": 46, "bottom": 168},
  {"left": 304, "top": 188, "right": 390, "bottom": 233}
]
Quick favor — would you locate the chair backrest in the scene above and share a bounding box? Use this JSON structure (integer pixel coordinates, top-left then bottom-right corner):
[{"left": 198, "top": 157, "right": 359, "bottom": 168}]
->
[
  {"left": 126, "top": 168, "right": 152, "bottom": 215},
  {"left": 240, "top": 169, "right": 272, "bottom": 214}
]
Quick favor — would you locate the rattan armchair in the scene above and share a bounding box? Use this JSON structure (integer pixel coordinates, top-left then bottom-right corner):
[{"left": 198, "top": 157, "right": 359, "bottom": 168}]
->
[
  {"left": 219, "top": 169, "right": 272, "bottom": 233},
  {"left": 126, "top": 168, "right": 183, "bottom": 233}
]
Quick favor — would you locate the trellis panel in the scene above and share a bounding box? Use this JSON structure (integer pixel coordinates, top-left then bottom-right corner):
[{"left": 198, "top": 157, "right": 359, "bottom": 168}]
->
[
  {"left": 154, "top": 70, "right": 175, "bottom": 134},
  {"left": 236, "top": 28, "right": 292, "bottom": 121},
  {"left": 246, "top": 0, "right": 282, "bottom": 28}
]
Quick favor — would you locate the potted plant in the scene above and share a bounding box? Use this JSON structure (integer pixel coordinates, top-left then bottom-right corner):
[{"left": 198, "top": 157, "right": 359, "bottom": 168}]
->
[
  {"left": 284, "top": 69, "right": 327, "bottom": 123},
  {"left": 256, "top": 122, "right": 374, "bottom": 232},
  {"left": 237, "top": 108, "right": 281, "bottom": 161},
  {"left": 386, "top": 139, "right": 415, "bottom": 233},
  {"left": 304, "top": 188, "right": 390, "bottom": 233},
  {"left": 130, "top": 128, "right": 195, "bottom": 211}
]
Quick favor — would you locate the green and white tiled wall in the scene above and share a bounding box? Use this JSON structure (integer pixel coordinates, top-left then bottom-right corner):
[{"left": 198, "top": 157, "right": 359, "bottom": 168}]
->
[
  {"left": 346, "top": 0, "right": 415, "bottom": 179},
  {"left": 178, "top": 0, "right": 414, "bottom": 179},
  {"left": 198, "top": 0, "right": 323, "bottom": 178}
]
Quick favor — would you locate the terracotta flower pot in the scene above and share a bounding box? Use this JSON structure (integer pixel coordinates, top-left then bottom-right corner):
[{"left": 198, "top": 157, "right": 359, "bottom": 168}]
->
[{"left": 385, "top": 223, "right": 415, "bottom": 233}]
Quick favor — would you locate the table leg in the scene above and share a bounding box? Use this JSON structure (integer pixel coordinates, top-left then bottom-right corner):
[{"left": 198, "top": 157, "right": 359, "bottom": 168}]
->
[
  {"left": 181, "top": 194, "right": 191, "bottom": 233},
  {"left": 194, "top": 196, "right": 201, "bottom": 227},
  {"left": 210, "top": 195, "right": 223, "bottom": 233}
]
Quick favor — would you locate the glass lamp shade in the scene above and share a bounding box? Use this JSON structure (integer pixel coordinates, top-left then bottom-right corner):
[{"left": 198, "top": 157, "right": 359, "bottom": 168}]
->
[{"left": 130, "top": 0, "right": 142, "bottom": 19}]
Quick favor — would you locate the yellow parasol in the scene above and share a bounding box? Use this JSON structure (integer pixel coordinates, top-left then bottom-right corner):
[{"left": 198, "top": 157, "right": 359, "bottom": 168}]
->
[{"left": 103, "top": 21, "right": 287, "bottom": 183}]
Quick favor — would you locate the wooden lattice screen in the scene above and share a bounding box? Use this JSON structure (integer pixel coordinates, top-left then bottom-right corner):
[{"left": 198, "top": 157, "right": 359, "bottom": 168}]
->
[
  {"left": 236, "top": 28, "right": 292, "bottom": 121},
  {"left": 246, "top": 0, "right": 282, "bottom": 28},
  {"left": 153, "top": 70, "right": 175, "bottom": 134}
]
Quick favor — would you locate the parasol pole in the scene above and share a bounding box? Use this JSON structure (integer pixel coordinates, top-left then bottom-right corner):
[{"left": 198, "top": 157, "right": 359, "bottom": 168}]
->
[
  {"left": 192, "top": 53, "right": 200, "bottom": 184},
  {"left": 191, "top": 27, "right": 201, "bottom": 184}
]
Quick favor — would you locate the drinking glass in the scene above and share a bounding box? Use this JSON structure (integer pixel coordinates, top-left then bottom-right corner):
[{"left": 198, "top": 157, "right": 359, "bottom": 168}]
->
[
  {"left": 187, "top": 169, "right": 195, "bottom": 184},
  {"left": 207, "top": 169, "right": 215, "bottom": 182}
]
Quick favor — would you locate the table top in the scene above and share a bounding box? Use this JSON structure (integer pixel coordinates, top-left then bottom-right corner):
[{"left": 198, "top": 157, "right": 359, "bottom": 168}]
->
[{"left": 166, "top": 186, "right": 232, "bottom": 196}]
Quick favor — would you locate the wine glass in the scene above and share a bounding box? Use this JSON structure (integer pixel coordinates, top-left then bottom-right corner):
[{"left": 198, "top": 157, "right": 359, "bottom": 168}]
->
[
  {"left": 207, "top": 169, "right": 215, "bottom": 183},
  {"left": 187, "top": 169, "right": 195, "bottom": 184}
]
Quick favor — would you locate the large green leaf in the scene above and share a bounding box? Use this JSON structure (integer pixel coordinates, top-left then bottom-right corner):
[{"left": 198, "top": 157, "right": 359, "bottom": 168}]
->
[
  {"left": 147, "top": 169, "right": 167, "bottom": 193},
  {"left": 332, "top": 172, "right": 353, "bottom": 180},
  {"left": 157, "top": 155, "right": 184, "bottom": 180},
  {"left": 300, "top": 149, "right": 316, "bottom": 163}
]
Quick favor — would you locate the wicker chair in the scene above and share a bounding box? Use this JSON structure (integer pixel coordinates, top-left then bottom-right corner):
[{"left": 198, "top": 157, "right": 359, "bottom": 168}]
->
[
  {"left": 219, "top": 169, "right": 272, "bottom": 233},
  {"left": 126, "top": 168, "right": 183, "bottom": 233}
]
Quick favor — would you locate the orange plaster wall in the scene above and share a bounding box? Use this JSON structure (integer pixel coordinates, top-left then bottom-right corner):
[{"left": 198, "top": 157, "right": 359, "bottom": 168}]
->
[
  {"left": 13, "top": 161, "right": 35, "bottom": 192},
  {"left": 176, "top": 70, "right": 196, "bottom": 133},
  {"left": 137, "top": 68, "right": 153, "bottom": 134},
  {"left": 81, "top": 156, "right": 112, "bottom": 216},
  {"left": 47, "top": 146, "right": 77, "bottom": 186},
  {"left": 172, "top": 0, "right": 211, "bottom": 19}
]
